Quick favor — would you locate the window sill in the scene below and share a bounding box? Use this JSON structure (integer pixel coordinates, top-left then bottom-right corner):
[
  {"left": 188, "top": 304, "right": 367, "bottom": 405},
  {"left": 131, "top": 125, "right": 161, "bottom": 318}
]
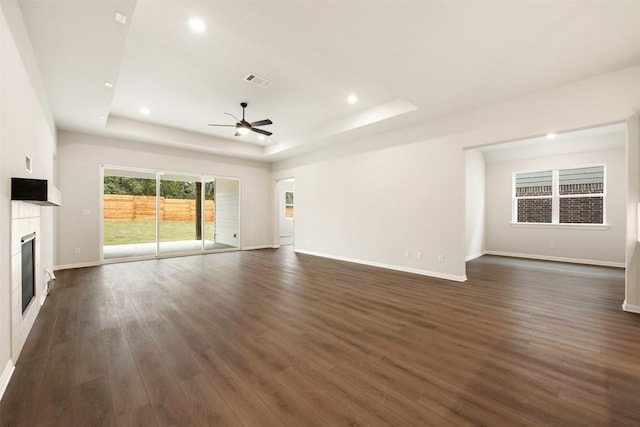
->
[{"left": 510, "top": 222, "right": 609, "bottom": 230}]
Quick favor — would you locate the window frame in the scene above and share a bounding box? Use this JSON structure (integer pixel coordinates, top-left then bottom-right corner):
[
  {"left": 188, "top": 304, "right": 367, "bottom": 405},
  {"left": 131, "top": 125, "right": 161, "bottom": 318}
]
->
[
  {"left": 512, "top": 164, "right": 607, "bottom": 227},
  {"left": 512, "top": 169, "right": 553, "bottom": 224}
]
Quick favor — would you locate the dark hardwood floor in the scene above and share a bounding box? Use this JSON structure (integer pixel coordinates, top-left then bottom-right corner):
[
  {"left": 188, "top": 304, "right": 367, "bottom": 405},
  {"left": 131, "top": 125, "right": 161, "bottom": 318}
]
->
[{"left": 1, "top": 248, "right": 640, "bottom": 426}]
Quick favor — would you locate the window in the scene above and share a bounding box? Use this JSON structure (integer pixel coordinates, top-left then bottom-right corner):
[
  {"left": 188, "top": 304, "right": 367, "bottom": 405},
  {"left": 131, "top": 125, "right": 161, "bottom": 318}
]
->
[
  {"left": 558, "top": 166, "right": 604, "bottom": 224},
  {"left": 514, "top": 165, "right": 605, "bottom": 225},
  {"left": 515, "top": 170, "right": 553, "bottom": 223},
  {"left": 285, "top": 191, "right": 294, "bottom": 219}
]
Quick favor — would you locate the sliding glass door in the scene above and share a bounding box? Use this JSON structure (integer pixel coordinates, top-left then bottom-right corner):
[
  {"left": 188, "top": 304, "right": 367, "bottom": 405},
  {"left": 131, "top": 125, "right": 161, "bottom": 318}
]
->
[
  {"left": 204, "top": 176, "right": 217, "bottom": 250},
  {"left": 103, "top": 168, "right": 157, "bottom": 260},
  {"left": 159, "top": 173, "right": 201, "bottom": 255},
  {"left": 213, "top": 178, "right": 240, "bottom": 249},
  {"left": 102, "top": 166, "right": 240, "bottom": 260}
]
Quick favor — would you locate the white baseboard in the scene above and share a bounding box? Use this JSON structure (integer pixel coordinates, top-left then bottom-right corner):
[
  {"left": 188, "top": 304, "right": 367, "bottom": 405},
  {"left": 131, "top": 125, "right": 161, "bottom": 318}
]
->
[
  {"left": 484, "top": 251, "right": 625, "bottom": 268},
  {"left": 242, "top": 245, "right": 279, "bottom": 251},
  {"left": 295, "top": 249, "right": 467, "bottom": 282},
  {"left": 0, "top": 359, "right": 15, "bottom": 402},
  {"left": 465, "top": 251, "right": 486, "bottom": 262},
  {"left": 54, "top": 260, "right": 102, "bottom": 271},
  {"left": 40, "top": 292, "right": 47, "bottom": 306},
  {"left": 622, "top": 301, "right": 640, "bottom": 314}
]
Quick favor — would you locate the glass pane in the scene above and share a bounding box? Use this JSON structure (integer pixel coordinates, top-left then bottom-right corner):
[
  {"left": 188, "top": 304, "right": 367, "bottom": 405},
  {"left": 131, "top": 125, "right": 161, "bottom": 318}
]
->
[
  {"left": 559, "top": 166, "right": 604, "bottom": 195},
  {"left": 559, "top": 197, "right": 604, "bottom": 224},
  {"left": 159, "top": 173, "right": 202, "bottom": 255},
  {"left": 285, "top": 191, "right": 294, "bottom": 218},
  {"left": 103, "top": 168, "right": 157, "bottom": 259},
  {"left": 214, "top": 178, "right": 240, "bottom": 249},
  {"left": 204, "top": 177, "right": 217, "bottom": 250},
  {"left": 515, "top": 171, "right": 552, "bottom": 196},
  {"left": 285, "top": 206, "right": 294, "bottom": 218},
  {"left": 517, "top": 198, "right": 552, "bottom": 223}
]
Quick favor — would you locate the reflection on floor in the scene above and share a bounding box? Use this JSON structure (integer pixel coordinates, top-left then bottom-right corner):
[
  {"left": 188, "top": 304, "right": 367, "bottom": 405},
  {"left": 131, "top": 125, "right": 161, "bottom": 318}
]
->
[
  {"left": 279, "top": 234, "right": 294, "bottom": 246},
  {"left": 104, "top": 240, "right": 234, "bottom": 259}
]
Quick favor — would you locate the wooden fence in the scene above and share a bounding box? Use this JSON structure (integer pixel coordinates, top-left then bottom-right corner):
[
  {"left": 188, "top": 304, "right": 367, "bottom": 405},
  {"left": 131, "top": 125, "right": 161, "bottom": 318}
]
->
[{"left": 104, "top": 195, "right": 215, "bottom": 222}]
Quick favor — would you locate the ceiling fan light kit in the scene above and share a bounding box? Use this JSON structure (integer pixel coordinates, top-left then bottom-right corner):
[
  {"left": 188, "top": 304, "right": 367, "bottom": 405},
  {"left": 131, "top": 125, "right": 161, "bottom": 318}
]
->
[{"left": 208, "top": 102, "right": 273, "bottom": 138}]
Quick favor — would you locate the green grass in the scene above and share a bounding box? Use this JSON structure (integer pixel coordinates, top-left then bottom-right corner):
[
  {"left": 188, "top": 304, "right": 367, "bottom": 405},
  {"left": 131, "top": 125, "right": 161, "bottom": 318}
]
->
[{"left": 104, "top": 221, "right": 215, "bottom": 245}]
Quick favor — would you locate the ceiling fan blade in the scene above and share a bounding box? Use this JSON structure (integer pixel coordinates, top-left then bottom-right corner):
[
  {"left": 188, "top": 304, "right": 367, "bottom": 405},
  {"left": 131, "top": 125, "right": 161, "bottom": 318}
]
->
[
  {"left": 224, "top": 112, "right": 241, "bottom": 122},
  {"left": 250, "top": 119, "right": 273, "bottom": 127},
  {"left": 251, "top": 127, "right": 272, "bottom": 136},
  {"left": 208, "top": 124, "right": 235, "bottom": 127}
]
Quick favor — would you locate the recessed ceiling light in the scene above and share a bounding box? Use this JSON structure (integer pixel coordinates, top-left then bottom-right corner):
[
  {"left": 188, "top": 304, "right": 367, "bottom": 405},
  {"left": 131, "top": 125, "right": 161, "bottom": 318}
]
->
[
  {"left": 140, "top": 107, "right": 150, "bottom": 115},
  {"left": 188, "top": 18, "right": 206, "bottom": 33},
  {"left": 347, "top": 94, "right": 358, "bottom": 104},
  {"left": 114, "top": 11, "right": 127, "bottom": 24},
  {"left": 267, "top": 139, "right": 272, "bottom": 143},
  {"left": 104, "top": 81, "right": 113, "bottom": 88},
  {"left": 545, "top": 133, "right": 557, "bottom": 140},
  {"left": 97, "top": 115, "right": 105, "bottom": 120},
  {"left": 258, "top": 135, "right": 265, "bottom": 141}
]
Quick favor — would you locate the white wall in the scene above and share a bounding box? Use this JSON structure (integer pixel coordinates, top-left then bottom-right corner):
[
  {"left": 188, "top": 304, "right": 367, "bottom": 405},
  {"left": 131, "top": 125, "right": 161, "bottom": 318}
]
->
[
  {"left": 274, "top": 65, "right": 640, "bottom": 284},
  {"left": 0, "top": 0, "right": 56, "bottom": 394},
  {"left": 278, "top": 180, "right": 295, "bottom": 244},
  {"left": 275, "top": 139, "right": 468, "bottom": 281},
  {"left": 485, "top": 141, "right": 625, "bottom": 266},
  {"left": 625, "top": 114, "right": 640, "bottom": 312},
  {"left": 214, "top": 178, "right": 240, "bottom": 247},
  {"left": 465, "top": 149, "right": 485, "bottom": 261},
  {"left": 56, "top": 131, "right": 273, "bottom": 267}
]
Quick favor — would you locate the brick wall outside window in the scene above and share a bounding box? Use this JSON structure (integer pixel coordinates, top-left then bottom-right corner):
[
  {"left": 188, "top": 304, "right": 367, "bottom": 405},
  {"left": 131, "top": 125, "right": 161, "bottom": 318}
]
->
[
  {"left": 515, "top": 181, "right": 604, "bottom": 224},
  {"left": 515, "top": 185, "right": 552, "bottom": 197},
  {"left": 517, "top": 198, "right": 552, "bottom": 223},
  {"left": 559, "top": 182, "right": 603, "bottom": 195},
  {"left": 559, "top": 197, "right": 603, "bottom": 223}
]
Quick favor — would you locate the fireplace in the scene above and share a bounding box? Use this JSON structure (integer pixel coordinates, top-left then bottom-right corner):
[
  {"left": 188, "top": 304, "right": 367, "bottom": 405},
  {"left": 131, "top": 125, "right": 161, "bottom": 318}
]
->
[
  {"left": 9, "top": 179, "right": 60, "bottom": 361},
  {"left": 10, "top": 198, "right": 52, "bottom": 361},
  {"left": 21, "top": 232, "right": 36, "bottom": 313}
]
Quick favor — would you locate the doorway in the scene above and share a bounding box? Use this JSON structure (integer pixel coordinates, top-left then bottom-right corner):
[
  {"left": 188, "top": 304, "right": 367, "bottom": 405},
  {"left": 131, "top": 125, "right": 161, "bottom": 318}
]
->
[
  {"left": 464, "top": 123, "right": 626, "bottom": 267},
  {"left": 277, "top": 178, "right": 295, "bottom": 246}
]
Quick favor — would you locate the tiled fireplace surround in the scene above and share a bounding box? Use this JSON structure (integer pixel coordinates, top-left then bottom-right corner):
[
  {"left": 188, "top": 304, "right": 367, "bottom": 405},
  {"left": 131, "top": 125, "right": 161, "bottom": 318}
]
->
[{"left": 10, "top": 201, "right": 43, "bottom": 361}]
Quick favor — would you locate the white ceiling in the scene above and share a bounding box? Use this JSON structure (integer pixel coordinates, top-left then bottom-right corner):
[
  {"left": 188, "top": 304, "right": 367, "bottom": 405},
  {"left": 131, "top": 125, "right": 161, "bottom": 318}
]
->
[
  {"left": 18, "top": 1, "right": 640, "bottom": 162},
  {"left": 479, "top": 123, "right": 626, "bottom": 163}
]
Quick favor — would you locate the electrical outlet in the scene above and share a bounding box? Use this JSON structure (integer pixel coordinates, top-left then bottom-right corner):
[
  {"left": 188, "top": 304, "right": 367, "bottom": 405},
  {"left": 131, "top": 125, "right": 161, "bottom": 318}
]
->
[
  {"left": 75, "top": 248, "right": 81, "bottom": 254},
  {"left": 438, "top": 254, "right": 444, "bottom": 263},
  {"left": 417, "top": 252, "right": 422, "bottom": 259},
  {"left": 404, "top": 249, "right": 409, "bottom": 257}
]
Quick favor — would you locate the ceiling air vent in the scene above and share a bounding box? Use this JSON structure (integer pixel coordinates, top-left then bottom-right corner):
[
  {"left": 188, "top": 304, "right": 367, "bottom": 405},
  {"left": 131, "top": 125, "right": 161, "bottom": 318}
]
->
[{"left": 244, "top": 73, "right": 272, "bottom": 88}]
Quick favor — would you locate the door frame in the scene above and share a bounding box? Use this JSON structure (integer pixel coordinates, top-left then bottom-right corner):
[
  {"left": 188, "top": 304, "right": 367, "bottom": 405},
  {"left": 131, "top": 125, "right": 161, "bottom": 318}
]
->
[{"left": 100, "top": 164, "right": 241, "bottom": 263}]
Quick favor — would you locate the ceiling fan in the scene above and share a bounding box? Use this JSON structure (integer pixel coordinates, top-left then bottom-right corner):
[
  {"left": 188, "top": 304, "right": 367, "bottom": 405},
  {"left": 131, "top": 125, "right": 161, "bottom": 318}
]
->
[{"left": 208, "top": 102, "right": 273, "bottom": 137}]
